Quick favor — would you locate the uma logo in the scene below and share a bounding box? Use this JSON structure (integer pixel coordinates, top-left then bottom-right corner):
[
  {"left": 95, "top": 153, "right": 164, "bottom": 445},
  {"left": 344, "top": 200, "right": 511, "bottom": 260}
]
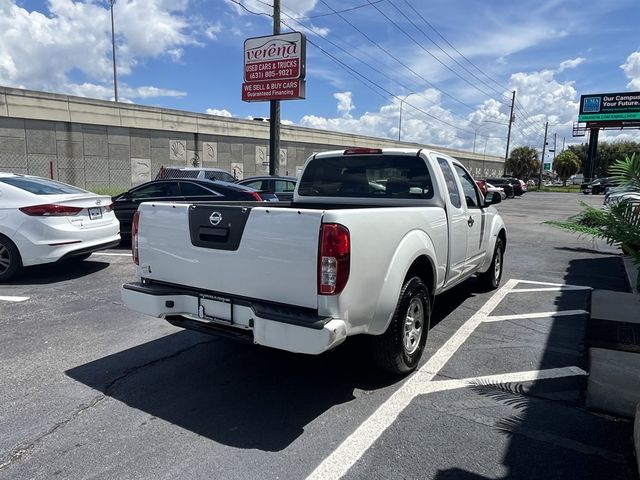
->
[{"left": 583, "top": 96, "right": 601, "bottom": 113}]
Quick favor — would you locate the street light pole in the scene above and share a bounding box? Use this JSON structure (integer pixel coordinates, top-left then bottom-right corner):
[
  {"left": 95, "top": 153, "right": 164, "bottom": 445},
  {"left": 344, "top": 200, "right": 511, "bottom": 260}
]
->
[
  {"left": 109, "top": 0, "right": 118, "bottom": 102},
  {"left": 473, "top": 120, "right": 508, "bottom": 153}
]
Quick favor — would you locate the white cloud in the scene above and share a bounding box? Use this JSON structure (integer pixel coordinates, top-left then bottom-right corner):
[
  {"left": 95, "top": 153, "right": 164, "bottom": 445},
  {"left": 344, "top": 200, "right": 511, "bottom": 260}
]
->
[
  {"left": 0, "top": 0, "right": 197, "bottom": 98},
  {"left": 334, "top": 91, "right": 355, "bottom": 118},
  {"left": 206, "top": 108, "right": 233, "bottom": 117},
  {"left": 621, "top": 51, "right": 640, "bottom": 90},
  {"left": 205, "top": 23, "right": 223, "bottom": 40},
  {"left": 558, "top": 57, "right": 585, "bottom": 72}
]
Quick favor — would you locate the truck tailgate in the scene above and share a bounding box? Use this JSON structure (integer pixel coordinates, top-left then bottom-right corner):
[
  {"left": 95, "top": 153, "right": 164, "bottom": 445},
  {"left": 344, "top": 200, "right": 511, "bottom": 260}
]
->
[{"left": 137, "top": 202, "right": 323, "bottom": 309}]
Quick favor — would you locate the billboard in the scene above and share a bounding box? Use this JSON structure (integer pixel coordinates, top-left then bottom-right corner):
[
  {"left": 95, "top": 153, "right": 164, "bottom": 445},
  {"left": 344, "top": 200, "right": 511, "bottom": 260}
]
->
[
  {"left": 242, "top": 32, "right": 306, "bottom": 102},
  {"left": 578, "top": 91, "right": 640, "bottom": 123}
]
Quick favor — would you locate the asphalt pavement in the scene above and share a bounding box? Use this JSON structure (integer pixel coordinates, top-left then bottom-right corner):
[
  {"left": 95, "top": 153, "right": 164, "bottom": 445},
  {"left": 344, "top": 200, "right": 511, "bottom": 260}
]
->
[{"left": 0, "top": 192, "right": 637, "bottom": 479}]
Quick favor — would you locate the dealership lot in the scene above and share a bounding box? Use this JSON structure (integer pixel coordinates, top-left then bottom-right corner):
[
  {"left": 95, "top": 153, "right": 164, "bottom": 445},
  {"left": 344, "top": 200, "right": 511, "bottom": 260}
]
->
[{"left": 0, "top": 193, "right": 637, "bottom": 479}]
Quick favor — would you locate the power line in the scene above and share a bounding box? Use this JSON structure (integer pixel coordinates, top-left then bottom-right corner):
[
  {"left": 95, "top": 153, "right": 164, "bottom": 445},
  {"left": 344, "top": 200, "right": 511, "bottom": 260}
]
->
[{"left": 316, "top": 0, "right": 478, "bottom": 112}]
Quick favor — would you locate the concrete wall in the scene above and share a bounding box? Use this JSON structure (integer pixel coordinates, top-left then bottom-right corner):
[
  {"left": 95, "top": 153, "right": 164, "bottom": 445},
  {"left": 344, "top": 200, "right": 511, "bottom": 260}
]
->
[{"left": 0, "top": 86, "right": 504, "bottom": 190}]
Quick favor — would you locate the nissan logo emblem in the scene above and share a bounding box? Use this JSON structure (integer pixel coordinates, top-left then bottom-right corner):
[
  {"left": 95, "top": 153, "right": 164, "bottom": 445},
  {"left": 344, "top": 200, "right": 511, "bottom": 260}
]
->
[{"left": 209, "top": 211, "right": 223, "bottom": 226}]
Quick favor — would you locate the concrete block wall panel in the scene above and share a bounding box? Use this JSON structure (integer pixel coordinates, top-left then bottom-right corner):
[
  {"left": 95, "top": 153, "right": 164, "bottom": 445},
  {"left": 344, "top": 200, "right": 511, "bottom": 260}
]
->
[
  {"left": 0, "top": 117, "right": 25, "bottom": 138},
  {"left": 150, "top": 130, "right": 169, "bottom": 148},
  {"left": 82, "top": 126, "right": 108, "bottom": 157},
  {"left": 130, "top": 132, "right": 151, "bottom": 159},
  {"left": 57, "top": 157, "right": 85, "bottom": 169},
  {"left": 107, "top": 126, "right": 130, "bottom": 146},
  {"left": 27, "top": 154, "right": 54, "bottom": 178},
  {"left": 0, "top": 137, "right": 27, "bottom": 157},
  {"left": 57, "top": 168, "right": 85, "bottom": 187},
  {"left": 55, "top": 122, "right": 83, "bottom": 141},
  {"left": 109, "top": 169, "right": 132, "bottom": 189},
  {"left": 84, "top": 157, "right": 110, "bottom": 183},
  {"left": 57, "top": 140, "right": 83, "bottom": 159},
  {"left": 25, "top": 120, "right": 56, "bottom": 155}
]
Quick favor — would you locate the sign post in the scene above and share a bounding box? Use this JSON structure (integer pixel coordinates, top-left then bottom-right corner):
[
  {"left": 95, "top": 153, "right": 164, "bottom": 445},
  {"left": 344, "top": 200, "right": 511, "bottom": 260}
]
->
[{"left": 242, "top": 28, "right": 306, "bottom": 176}]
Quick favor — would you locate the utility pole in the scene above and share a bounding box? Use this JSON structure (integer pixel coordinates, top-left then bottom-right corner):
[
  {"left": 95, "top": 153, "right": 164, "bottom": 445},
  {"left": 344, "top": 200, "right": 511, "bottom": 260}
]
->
[
  {"left": 538, "top": 121, "right": 548, "bottom": 187},
  {"left": 562, "top": 136, "right": 566, "bottom": 152},
  {"left": 109, "top": 0, "right": 118, "bottom": 102},
  {"left": 503, "top": 90, "right": 516, "bottom": 175},
  {"left": 269, "top": 0, "right": 281, "bottom": 176},
  {"left": 553, "top": 133, "right": 557, "bottom": 162}
]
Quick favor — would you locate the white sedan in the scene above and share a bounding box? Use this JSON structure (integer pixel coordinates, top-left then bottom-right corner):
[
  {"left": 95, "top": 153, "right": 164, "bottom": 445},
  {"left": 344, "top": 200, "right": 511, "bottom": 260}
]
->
[{"left": 0, "top": 173, "right": 120, "bottom": 281}]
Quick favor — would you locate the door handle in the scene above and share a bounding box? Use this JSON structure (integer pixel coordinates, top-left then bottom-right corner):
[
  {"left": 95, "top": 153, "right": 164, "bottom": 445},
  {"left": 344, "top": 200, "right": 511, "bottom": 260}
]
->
[{"left": 467, "top": 216, "right": 475, "bottom": 227}]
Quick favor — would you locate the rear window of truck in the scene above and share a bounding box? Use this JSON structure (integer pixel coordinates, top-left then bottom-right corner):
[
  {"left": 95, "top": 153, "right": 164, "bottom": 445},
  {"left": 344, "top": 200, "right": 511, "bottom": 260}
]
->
[{"left": 298, "top": 155, "right": 434, "bottom": 199}]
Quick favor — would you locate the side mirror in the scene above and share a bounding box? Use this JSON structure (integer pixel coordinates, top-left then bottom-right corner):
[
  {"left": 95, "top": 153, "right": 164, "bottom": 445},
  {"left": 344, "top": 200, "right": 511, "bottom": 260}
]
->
[{"left": 484, "top": 191, "right": 502, "bottom": 206}]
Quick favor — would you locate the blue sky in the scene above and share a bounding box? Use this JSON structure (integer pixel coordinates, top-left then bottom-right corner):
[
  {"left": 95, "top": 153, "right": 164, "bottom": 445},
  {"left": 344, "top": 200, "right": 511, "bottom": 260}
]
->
[{"left": 2, "top": 0, "right": 640, "bottom": 155}]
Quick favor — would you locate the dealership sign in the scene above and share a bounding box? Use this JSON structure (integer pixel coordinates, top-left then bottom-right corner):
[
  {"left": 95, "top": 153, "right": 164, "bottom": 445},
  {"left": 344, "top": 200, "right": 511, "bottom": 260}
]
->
[
  {"left": 242, "top": 32, "right": 306, "bottom": 102},
  {"left": 578, "top": 91, "right": 640, "bottom": 123}
]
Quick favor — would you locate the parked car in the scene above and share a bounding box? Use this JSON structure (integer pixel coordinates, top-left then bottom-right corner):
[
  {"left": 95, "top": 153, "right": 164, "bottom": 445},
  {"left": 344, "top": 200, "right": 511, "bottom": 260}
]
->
[
  {"left": 570, "top": 174, "right": 584, "bottom": 185},
  {"left": 112, "top": 178, "right": 278, "bottom": 238},
  {"left": 236, "top": 175, "right": 297, "bottom": 201},
  {"left": 156, "top": 166, "right": 236, "bottom": 183},
  {"left": 485, "top": 178, "right": 515, "bottom": 198},
  {"left": 501, "top": 177, "right": 525, "bottom": 196},
  {"left": 485, "top": 182, "right": 507, "bottom": 200},
  {"left": 581, "top": 177, "right": 619, "bottom": 195},
  {"left": 604, "top": 187, "right": 640, "bottom": 206},
  {"left": 0, "top": 173, "right": 120, "bottom": 281}
]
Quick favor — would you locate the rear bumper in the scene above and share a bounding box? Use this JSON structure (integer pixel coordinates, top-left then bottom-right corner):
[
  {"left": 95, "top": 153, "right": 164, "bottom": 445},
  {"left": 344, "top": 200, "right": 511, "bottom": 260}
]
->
[{"left": 121, "top": 281, "right": 347, "bottom": 355}]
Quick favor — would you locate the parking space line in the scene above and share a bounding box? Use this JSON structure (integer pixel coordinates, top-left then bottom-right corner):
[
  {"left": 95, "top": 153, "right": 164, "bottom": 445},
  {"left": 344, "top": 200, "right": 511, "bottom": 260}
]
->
[
  {"left": 483, "top": 309, "right": 588, "bottom": 322},
  {"left": 0, "top": 295, "right": 29, "bottom": 302},
  {"left": 417, "top": 366, "right": 587, "bottom": 395},
  {"left": 510, "top": 279, "right": 592, "bottom": 289},
  {"left": 510, "top": 286, "right": 592, "bottom": 293},
  {"left": 305, "top": 279, "right": 519, "bottom": 480},
  {"left": 90, "top": 253, "right": 131, "bottom": 257}
]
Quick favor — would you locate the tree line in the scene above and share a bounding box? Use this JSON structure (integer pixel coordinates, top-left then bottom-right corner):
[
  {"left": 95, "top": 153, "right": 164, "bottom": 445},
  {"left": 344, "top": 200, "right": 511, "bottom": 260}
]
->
[{"left": 504, "top": 141, "right": 640, "bottom": 184}]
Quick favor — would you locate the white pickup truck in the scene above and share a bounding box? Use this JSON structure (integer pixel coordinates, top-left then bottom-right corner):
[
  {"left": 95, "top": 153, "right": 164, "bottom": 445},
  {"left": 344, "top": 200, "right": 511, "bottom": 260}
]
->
[{"left": 122, "top": 147, "right": 506, "bottom": 374}]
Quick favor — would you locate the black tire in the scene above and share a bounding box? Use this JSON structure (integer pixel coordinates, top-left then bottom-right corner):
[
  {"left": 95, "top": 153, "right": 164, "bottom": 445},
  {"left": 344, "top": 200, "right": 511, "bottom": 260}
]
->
[
  {"left": 0, "top": 235, "right": 22, "bottom": 282},
  {"left": 478, "top": 237, "right": 504, "bottom": 290},
  {"left": 371, "top": 276, "right": 431, "bottom": 375}
]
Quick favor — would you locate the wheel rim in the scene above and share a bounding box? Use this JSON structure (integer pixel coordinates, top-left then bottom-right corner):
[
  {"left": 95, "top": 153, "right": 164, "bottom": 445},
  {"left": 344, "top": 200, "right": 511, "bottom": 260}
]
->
[
  {"left": 403, "top": 298, "right": 424, "bottom": 355},
  {"left": 0, "top": 244, "right": 10, "bottom": 274},
  {"left": 494, "top": 246, "right": 503, "bottom": 281}
]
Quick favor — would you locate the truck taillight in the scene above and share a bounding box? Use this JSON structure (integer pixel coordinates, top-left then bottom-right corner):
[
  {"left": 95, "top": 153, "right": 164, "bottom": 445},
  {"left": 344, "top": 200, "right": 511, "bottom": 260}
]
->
[
  {"left": 318, "top": 223, "right": 350, "bottom": 295},
  {"left": 132, "top": 211, "right": 140, "bottom": 265}
]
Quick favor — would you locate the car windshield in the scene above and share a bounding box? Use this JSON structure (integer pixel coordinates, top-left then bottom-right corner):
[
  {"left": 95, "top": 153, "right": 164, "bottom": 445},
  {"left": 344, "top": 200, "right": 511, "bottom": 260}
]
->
[{"left": 0, "top": 176, "right": 89, "bottom": 195}]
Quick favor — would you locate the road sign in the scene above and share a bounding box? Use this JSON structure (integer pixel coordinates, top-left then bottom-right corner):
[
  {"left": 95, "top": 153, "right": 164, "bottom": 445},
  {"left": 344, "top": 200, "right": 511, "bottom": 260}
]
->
[{"left": 543, "top": 163, "right": 551, "bottom": 171}]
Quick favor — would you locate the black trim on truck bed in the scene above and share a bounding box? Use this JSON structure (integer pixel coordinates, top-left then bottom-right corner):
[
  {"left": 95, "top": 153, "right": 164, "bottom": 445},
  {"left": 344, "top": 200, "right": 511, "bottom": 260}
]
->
[{"left": 123, "top": 280, "right": 331, "bottom": 330}]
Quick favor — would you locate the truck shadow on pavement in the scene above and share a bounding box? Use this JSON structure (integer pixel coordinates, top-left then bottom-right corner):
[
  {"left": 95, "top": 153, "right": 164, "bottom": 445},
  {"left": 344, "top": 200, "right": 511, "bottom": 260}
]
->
[
  {"left": 65, "top": 330, "right": 404, "bottom": 452},
  {"left": 65, "top": 282, "right": 478, "bottom": 452}
]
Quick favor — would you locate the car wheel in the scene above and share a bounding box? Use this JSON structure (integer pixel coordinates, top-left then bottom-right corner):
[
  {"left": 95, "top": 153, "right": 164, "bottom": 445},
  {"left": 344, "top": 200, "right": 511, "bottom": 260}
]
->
[
  {"left": 0, "top": 235, "right": 23, "bottom": 282},
  {"left": 371, "top": 276, "right": 431, "bottom": 375},
  {"left": 478, "top": 237, "right": 504, "bottom": 291}
]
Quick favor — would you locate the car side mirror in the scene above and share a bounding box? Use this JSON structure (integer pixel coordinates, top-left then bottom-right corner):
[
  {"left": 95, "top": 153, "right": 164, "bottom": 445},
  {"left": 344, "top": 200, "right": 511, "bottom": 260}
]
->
[{"left": 485, "top": 191, "right": 502, "bottom": 206}]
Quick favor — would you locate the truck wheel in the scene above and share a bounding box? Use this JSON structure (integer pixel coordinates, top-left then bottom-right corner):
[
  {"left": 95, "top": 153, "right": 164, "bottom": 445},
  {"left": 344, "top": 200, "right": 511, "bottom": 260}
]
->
[
  {"left": 371, "top": 276, "right": 431, "bottom": 375},
  {"left": 0, "top": 236, "right": 22, "bottom": 283},
  {"left": 478, "top": 237, "right": 504, "bottom": 290}
]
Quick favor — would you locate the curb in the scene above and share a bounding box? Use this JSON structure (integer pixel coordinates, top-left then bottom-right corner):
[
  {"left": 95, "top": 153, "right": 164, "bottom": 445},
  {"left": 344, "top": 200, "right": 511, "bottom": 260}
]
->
[{"left": 623, "top": 256, "right": 639, "bottom": 294}]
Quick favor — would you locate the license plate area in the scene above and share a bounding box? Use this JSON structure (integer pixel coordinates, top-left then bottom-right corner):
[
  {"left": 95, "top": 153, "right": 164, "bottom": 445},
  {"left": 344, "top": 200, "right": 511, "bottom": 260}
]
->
[
  {"left": 197, "top": 294, "right": 233, "bottom": 325},
  {"left": 88, "top": 207, "right": 103, "bottom": 220}
]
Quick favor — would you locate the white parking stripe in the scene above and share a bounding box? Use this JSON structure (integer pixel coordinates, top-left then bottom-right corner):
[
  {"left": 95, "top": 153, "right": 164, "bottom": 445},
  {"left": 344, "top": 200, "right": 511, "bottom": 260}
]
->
[
  {"left": 305, "top": 278, "right": 519, "bottom": 480},
  {"left": 417, "top": 366, "right": 587, "bottom": 395},
  {"left": 483, "top": 309, "right": 588, "bottom": 322},
  {"left": 0, "top": 295, "right": 29, "bottom": 302},
  {"left": 90, "top": 252, "right": 131, "bottom": 257},
  {"left": 510, "top": 286, "right": 592, "bottom": 293},
  {"left": 510, "top": 279, "right": 591, "bottom": 289}
]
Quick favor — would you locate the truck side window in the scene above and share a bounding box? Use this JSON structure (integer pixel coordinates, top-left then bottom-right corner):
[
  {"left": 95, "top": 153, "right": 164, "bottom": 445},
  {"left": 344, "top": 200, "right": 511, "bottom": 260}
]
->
[
  {"left": 453, "top": 164, "right": 482, "bottom": 209},
  {"left": 436, "top": 158, "right": 461, "bottom": 208}
]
